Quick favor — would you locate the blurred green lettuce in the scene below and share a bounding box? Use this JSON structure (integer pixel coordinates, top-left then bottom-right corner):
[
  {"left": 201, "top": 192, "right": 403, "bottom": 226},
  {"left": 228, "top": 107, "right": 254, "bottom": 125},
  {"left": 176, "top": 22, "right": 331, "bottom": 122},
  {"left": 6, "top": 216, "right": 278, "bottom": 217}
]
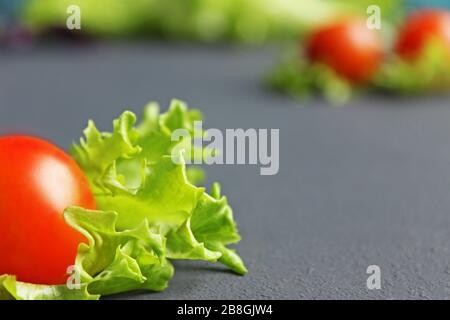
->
[{"left": 21, "top": 0, "right": 401, "bottom": 44}]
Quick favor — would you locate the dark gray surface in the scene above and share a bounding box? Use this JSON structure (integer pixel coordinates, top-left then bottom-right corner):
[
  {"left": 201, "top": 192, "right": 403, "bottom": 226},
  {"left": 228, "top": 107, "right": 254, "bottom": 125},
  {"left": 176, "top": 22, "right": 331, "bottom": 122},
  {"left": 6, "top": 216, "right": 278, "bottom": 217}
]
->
[{"left": 2, "top": 43, "right": 450, "bottom": 299}]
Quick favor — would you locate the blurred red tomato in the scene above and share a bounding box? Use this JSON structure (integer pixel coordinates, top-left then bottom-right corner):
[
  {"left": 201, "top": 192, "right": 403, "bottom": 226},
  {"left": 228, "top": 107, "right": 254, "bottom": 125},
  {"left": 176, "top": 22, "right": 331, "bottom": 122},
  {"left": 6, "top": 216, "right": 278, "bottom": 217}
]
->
[
  {"left": 395, "top": 9, "right": 450, "bottom": 60},
  {"left": 306, "top": 18, "right": 383, "bottom": 83}
]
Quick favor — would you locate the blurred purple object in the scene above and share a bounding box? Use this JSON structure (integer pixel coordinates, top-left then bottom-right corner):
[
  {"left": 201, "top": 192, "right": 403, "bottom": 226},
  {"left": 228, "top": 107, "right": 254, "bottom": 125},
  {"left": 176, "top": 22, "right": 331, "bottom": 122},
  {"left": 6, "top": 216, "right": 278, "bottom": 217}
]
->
[{"left": 0, "top": 25, "right": 34, "bottom": 48}]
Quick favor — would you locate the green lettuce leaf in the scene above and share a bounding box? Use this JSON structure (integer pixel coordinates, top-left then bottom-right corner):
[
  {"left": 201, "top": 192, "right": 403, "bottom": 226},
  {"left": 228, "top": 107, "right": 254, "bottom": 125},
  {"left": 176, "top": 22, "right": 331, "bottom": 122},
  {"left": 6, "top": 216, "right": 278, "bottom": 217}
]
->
[
  {"left": 64, "top": 207, "right": 174, "bottom": 295},
  {"left": 0, "top": 275, "right": 99, "bottom": 300},
  {"left": 190, "top": 186, "right": 247, "bottom": 275},
  {"left": 71, "top": 111, "right": 141, "bottom": 194},
  {"left": 72, "top": 100, "right": 246, "bottom": 274}
]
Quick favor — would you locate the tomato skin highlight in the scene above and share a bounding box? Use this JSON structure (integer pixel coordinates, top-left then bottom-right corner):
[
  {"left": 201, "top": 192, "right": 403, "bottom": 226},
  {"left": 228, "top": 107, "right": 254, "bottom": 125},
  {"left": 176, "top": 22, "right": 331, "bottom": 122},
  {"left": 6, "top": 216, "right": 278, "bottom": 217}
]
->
[
  {"left": 395, "top": 9, "right": 450, "bottom": 61},
  {"left": 0, "top": 135, "right": 95, "bottom": 285},
  {"left": 305, "top": 18, "right": 383, "bottom": 84}
]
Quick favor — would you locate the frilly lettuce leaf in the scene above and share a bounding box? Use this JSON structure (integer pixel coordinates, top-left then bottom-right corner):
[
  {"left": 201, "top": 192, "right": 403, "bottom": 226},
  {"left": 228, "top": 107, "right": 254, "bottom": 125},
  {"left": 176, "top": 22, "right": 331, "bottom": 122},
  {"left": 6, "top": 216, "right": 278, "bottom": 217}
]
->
[
  {"left": 64, "top": 207, "right": 173, "bottom": 295},
  {"left": 190, "top": 186, "right": 247, "bottom": 275},
  {"left": 71, "top": 111, "right": 141, "bottom": 192},
  {"left": 0, "top": 275, "right": 99, "bottom": 300},
  {"left": 72, "top": 100, "right": 202, "bottom": 191},
  {"left": 72, "top": 99, "right": 246, "bottom": 274}
]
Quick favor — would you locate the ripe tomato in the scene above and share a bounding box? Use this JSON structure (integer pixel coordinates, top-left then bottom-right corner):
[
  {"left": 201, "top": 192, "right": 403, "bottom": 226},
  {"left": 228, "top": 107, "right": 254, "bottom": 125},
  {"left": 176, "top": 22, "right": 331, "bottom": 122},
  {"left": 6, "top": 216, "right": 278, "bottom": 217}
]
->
[
  {"left": 306, "top": 18, "right": 383, "bottom": 83},
  {"left": 0, "top": 135, "right": 95, "bottom": 285},
  {"left": 395, "top": 9, "right": 450, "bottom": 60}
]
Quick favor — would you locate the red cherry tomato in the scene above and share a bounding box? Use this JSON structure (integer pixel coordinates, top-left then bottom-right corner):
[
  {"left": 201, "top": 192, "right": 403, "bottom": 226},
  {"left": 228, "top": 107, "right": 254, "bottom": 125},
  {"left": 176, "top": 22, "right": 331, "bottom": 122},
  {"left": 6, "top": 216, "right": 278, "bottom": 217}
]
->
[
  {"left": 0, "top": 135, "right": 95, "bottom": 285},
  {"left": 306, "top": 18, "right": 383, "bottom": 83},
  {"left": 395, "top": 9, "right": 450, "bottom": 60}
]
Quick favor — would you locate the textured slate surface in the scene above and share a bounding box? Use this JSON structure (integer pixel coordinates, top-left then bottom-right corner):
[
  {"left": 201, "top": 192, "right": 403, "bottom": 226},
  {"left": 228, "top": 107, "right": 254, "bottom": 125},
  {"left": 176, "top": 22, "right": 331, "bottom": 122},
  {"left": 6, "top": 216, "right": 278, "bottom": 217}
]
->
[{"left": 1, "top": 43, "right": 450, "bottom": 299}]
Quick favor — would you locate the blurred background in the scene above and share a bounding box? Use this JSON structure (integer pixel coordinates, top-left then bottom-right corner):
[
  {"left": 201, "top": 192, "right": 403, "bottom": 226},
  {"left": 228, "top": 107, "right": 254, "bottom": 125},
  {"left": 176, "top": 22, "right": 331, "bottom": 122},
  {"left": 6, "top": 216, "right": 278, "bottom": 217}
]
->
[
  {"left": 0, "top": 0, "right": 419, "bottom": 46},
  {"left": 2, "top": 0, "right": 450, "bottom": 299},
  {"left": 0, "top": 0, "right": 447, "bottom": 45},
  {"left": 0, "top": 0, "right": 408, "bottom": 44}
]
